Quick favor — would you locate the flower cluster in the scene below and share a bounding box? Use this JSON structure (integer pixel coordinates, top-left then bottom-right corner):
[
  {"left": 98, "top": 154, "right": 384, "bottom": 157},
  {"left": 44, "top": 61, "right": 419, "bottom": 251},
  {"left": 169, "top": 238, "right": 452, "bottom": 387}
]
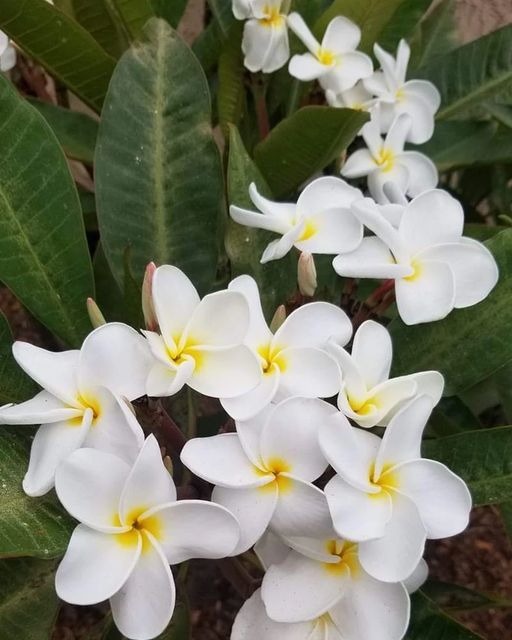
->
[{"left": 1, "top": 264, "right": 472, "bottom": 640}]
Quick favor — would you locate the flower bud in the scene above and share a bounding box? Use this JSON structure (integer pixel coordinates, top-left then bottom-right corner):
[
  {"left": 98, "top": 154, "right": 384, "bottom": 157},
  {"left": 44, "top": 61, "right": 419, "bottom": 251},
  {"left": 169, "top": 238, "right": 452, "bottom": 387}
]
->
[
  {"left": 142, "top": 262, "right": 158, "bottom": 331},
  {"left": 86, "top": 297, "right": 106, "bottom": 328},
  {"left": 298, "top": 252, "right": 317, "bottom": 297},
  {"left": 270, "top": 304, "right": 286, "bottom": 333}
]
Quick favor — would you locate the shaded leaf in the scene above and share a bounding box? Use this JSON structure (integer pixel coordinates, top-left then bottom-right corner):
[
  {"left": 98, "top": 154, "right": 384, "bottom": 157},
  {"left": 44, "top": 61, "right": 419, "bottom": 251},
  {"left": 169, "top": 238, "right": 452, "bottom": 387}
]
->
[
  {"left": 93, "top": 243, "right": 127, "bottom": 323},
  {"left": 108, "top": 0, "right": 155, "bottom": 40},
  {"left": 72, "top": 0, "right": 127, "bottom": 57},
  {"left": 0, "top": 312, "right": 37, "bottom": 406},
  {"left": 423, "top": 580, "right": 512, "bottom": 612},
  {"left": 377, "top": 0, "right": 433, "bottom": 53},
  {"left": 150, "top": 0, "right": 188, "bottom": 27},
  {"left": 218, "top": 22, "right": 245, "bottom": 137},
  {"left": 409, "top": 0, "right": 457, "bottom": 70},
  {"left": 406, "top": 592, "right": 483, "bottom": 639}
]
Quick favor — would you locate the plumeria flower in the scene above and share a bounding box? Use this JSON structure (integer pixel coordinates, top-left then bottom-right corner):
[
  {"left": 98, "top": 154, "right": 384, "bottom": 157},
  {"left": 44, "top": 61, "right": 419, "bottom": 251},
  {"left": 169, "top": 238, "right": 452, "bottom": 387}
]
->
[
  {"left": 233, "top": 0, "right": 290, "bottom": 73},
  {"left": 0, "top": 31, "right": 16, "bottom": 72},
  {"left": 0, "top": 323, "right": 152, "bottom": 496},
  {"left": 329, "top": 320, "right": 444, "bottom": 428},
  {"left": 230, "top": 177, "right": 364, "bottom": 263},
  {"left": 181, "top": 397, "right": 337, "bottom": 554},
  {"left": 143, "top": 265, "right": 261, "bottom": 398},
  {"left": 319, "top": 395, "right": 472, "bottom": 582},
  {"left": 333, "top": 191, "right": 499, "bottom": 325},
  {"left": 341, "top": 114, "right": 438, "bottom": 204},
  {"left": 55, "top": 435, "right": 239, "bottom": 640},
  {"left": 364, "top": 40, "right": 441, "bottom": 144},
  {"left": 287, "top": 13, "right": 373, "bottom": 93},
  {"left": 221, "top": 276, "right": 350, "bottom": 421},
  {"left": 325, "top": 81, "right": 375, "bottom": 113}
]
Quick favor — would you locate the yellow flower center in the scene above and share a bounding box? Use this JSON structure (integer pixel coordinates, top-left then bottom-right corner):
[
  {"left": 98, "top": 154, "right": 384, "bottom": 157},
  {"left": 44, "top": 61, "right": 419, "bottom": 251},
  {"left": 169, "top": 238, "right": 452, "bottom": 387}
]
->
[
  {"left": 114, "top": 506, "right": 163, "bottom": 554},
  {"left": 297, "top": 218, "right": 317, "bottom": 242},
  {"left": 375, "top": 147, "right": 395, "bottom": 173},
  {"left": 259, "top": 5, "right": 283, "bottom": 27},
  {"left": 403, "top": 259, "right": 423, "bottom": 282},
  {"left": 317, "top": 48, "right": 336, "bottom": 66},
  {"left": 257, "top": 343, "right": 288, "bottom": 376},
  {"left": 72, "top": 392, "right": 101, "bottom": 425},
  {"left": 257, "top": 457, "right": 292, "bottom": 493},
  {"left": 368, "top": 462, "right": 400, "bottom": 496},
  {"left": 166, "top": 335, "right": 204, "bottom": 371},
  {"left": 323, "top": 540, "right": 360, "bottom": 576},
  {"left": 348, "top": 393, "right": 379, "bottom": 416}
]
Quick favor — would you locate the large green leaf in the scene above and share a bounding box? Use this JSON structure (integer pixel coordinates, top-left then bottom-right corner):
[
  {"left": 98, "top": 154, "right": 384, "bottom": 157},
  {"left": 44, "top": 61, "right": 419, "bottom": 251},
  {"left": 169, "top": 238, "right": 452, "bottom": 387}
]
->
[
  {"left": 423, "top": 426, "right": 512, "bottom": 506},
  {"left": 0, "top": 0, "right": 116, "bottom": 112},
  {"left": 96, "top": 19, "right": 225, "bottom": 293},
  {"left": 107, "top": 0, "right": 155, "bottom": 40},
  {"left": 406, "top": 593, "right": 483, "bottom": 639},
  {"left": 391, "top": 230, "right": 512, "bottom": 396},
  {"left": 377, "top": 0, "right": 433, "bottom": 53},
  {"left": 151, "top": 0, "right": 188, "bottom": 27},
  {"left": 418, "top": 24, "right": 512, "bottom": 119},
  {"left": 409, "top": 0, "right": 457, "bottom": 70},
  {"left": 218, "top": 22, "right": 245, "bottom": 138},
  {"left": 0, "top": 430, "right": 74, "bottom": 558},
  {"left": 71, "top": 0, "right": 128, "bottom": 57},
  {"left": 254, "top": 106, "right": 368, "bottom": 197},
  {"left": 226, "top": 126, "right": 295, "bottom": 318},
  {"left": 0, "top": 313, "right": 37, "bottom": 406},
  {"left": 28, "top": 98, "right": 99, "bottom": 165},
  {"left": 0, "top": 76, "right": 94, "bottom": 347},
  {"left": 0, "top": 557, "right": 60, "bottom": 639}
]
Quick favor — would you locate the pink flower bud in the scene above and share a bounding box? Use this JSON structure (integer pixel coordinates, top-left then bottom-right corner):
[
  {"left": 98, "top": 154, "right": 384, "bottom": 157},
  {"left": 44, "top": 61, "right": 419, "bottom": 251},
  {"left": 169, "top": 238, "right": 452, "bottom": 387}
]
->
[
  {"left": 298, "top": 252, "right": 317, "bottom": 297},
  {"left": 270, "top": 304, "right": 287, "bottom": 333},
  {"left": 86, "top": 298, "right": 106, "bottom": 328},
  {"left": 142, "top": 262, "right": 158, "bottom": 331}
]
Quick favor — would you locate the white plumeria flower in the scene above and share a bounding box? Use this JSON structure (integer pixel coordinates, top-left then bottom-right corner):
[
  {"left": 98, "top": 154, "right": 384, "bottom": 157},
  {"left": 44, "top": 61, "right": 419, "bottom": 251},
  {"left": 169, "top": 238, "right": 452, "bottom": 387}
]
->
[
  {"left": 260, "top": 533, "right": 410, "bottom": 636},
  {"left": 325, "top": 81, "right": 375, "bottom": 113},
  {"left": 230, "top": 177, "right": 364, "bottom": 264},
  {"left": 55, "top": 436, "right": 239, "bottom": 640},
  {"left": 0, "top": 31, "right": 16, "bottom": 72},
  {"left": 333, "top": 191, "right": 499, "bottom": 325},
  {"left": 364, "top": 40, "right": 441, "bottom": 144},
  {"left": 233, "top": 0, "right": 290, "bottom": 73},
  {"left": 0, "top": 323, "right": 152, "bottom": 496},
  {"left": 287, "top": 13, "right": 373, "bottom": 93},
  {"left": 341, "top": 114, "right": 438, "bottom": 204},
  {"left": 143, "top": 265, "right": 261, "bottom": 398},
  {"left": 221, "top": 275, "right": 350, "bottom": 420},
  {"left": 329, "top": 320, "right": 444, "bottom": 428},
  {"left": 319, "top": 395, "right": 472, "bottom": 583},
  {"left": 181, "top": 397, "right": 337, "bottom": 554}
]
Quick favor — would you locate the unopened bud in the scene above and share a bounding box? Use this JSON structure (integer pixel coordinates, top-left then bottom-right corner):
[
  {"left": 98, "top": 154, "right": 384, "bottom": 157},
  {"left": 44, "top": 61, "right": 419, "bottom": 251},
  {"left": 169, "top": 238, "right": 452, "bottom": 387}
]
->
[
  {"left": 86, "top": 297, "right": 106, "bottom": 328},
  {"left": 270, "top": 304, "right": 287, "bottom": 333},
  {"left": 298, "top": 252, "right": 317, "bottom": 297},
  {"left": 163, "top": 455, "right": 173, "bottom": 475},
  {"left": 142, "top": 262, "right": 158, "bottom": 331}
]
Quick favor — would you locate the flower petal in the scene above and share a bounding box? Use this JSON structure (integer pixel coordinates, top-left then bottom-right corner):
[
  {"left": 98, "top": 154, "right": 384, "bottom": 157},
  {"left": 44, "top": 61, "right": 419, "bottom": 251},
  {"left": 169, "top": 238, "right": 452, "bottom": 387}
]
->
[
  {"left": 403, "top": 558, "right": 429, "bottom": 594},
  {"left": 289, "top": 52, "right": 330, "bottom": 81},
  {"left": 323, "top": 16, "right": 361, "bottom": 53},
  {"left": 329, "top": 51, "right": 373, "bottom": 92},
  {"left": 0, "top": 390, "right": 81, "bottom": 425},
  {"left": 212, "top": 484, "right": 278, "bottom": 554},
  {"left": 333, "top": 237, "right": 410, "bottom": 280},
  {"left": 328, "top": 341, "right": 366, "bottom": 403},
  {"left": 229, "top": 275, "right": 273, "bottom": 348},
  {"left": 395, "top": 459, "right": 472, "bottom": 539},
  {"left": 287, "top": 12, "right": 321, "bottom": 56},
  {"left": 298, "top": 176, "right": 363, "bottom": 215},
  {"left": 145, "top": 359, "right": 194, "bottom": 397},
  {"left": 341, "top": 149, "right": 376, "bottom": 178},
  {"left": 351, "top": 320, "right": 392, "bottom": 389},
  {"left": 261, "top": 224, "right": 304, "bottom": 263},
  {"left": 230, "top": 206, "right": 292, "bottom": 235},
  {"left": 262, "top": 23, "right": 290, "bottom": 74},
  {"left": 181, "top": 433, "right": 272, "bottom": 488},
  {"left": 221, "top": 373, "right": 280, "bottom": 422},
  {"left": 277, "top": 347, "right": 341, "bottom": 399},
  {"left": 242, "top": 19, "right": 282, "bottom": 73},
  {"left": 236, "top": 405, "right": 273, "bottom": 467},
  {"left": 406, "top": 371, "right": 444, "bottom": 408},
  {"left": 12, "top": 342, "right": 80, "bottom": 408},
  {"left": 296, "top": 206, "right": 364, "bottom": 255},
  {"left": 399, "top": 151, "right": 438, "bottom": 197},
  {"left": 23, "top": 411, "right": 92, "bottom": 497},
  {"left": 395, "top": 92, "right": 436, "bottom": 144},
  {"left": 404, "top": 79, "right": 441, "bottom": 112},
  {"left": 254, "top": 530, "right": 291, "bottom": 570},
  {"left": 55, "top": 447, "right": 132, "bottom": 533},
  {"left": 144, "top": 500, "right": 240, "bottom": 564},
  {"left": 56, "top": 524, "right": 141, "bottom": 605},
  {"left": 110, "top": 534, "right": 175, "bottom": 640},
  {"left": 368, "top": 163, "right": 410, "bottom": 205},
  {"left": 365, "top": 376, "right": 417, "bottom": 428},
  {"left": 119, "top": 435, "right": 177, "bottom": 524}
]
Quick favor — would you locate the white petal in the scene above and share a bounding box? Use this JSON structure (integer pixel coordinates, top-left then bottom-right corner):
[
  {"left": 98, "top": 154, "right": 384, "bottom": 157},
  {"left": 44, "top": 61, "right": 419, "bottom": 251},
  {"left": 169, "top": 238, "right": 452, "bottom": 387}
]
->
[
  {"left": 0, "top": 45, "right": 16, "bottom": 72},
  {"left": 341, "top": 149, "right": 377, "bottom": 178},
  {"left": 274, "top": 302, "right": 352, "bottom": 350},
  {"left": 221, "top": 373, "right": 280, "bottom": 422},
  {"left": 0, "top": 391, "right": 81, "bottom": 425},
  {"left": 351, "top": 320, "right": 392, "bottom": 389},
  {"left": 363, "top": 70, "right": 391, "bottom": 97},
  {"left": 330, "top": 572, "right": 410, "bottom": 640},
  {"left": 119, "top": 435, "right": 177, "bottom": 524},
  {"left": 328, "top": 341, "right": 366, "bottom": 403},
  {"left": 297, "top": 206, "right": 364, "bottom": 255},
  {"left": 419, "top": 240, "right": 498, "bottom": 308},
  {"left": 55, "top": 446, "right": 130, "bottom": 532},
  {"left": 184, "top": 290, "right": 250, "bottom": 347},
  {"left": 261, "top": 397, "right": 335, "bottom": 481},
  {"left": 385, "top": 114, "right": 411, "bottom": 154},
  {"left": 289, "top": 52, "right": 330, "bottom": 81},
  {"left": 373, "top": 43, "right": 400, "bottom": 92},
  {"left": 248, "top": 183, "right": 296, "bottom": 224},
  {"left": 262, "top": 24, "right": 290, "bottom": 74},
  {"left": 324, "top": 474, "right": 392, "bottom": 541},
  {"left": 229, "top": 275, "right": 273, "bottom": 348},
  {"left": 230, "top": 205, "right": 291, "bottom": 235},
  {"left": 287, "top": 12, "right": 321, "bottom": 56},
  {"left": 277, "top": 347, "right": 341, "bottom": 399},
  {"left": 368, "top": 163, "right": 410, "bottom": 205},
  {"left": 404, "top": 79, "right": 441, "bottom": 112},
  {"left": 358, "top": 493, "right": 426, "bottom": 582},
  {"left": 181, "top": 433, "right": 271, "bottom": 488},
  {"left": 262, "top": 551, "right": 348, "bottom": 622},
  {"left": 403, "top": 558, "right": 429, "bottom": 594},
  {"left": 406, "top": 371, "right": 444, "bottom": 408},
  {"left": 152, "top": 265, "right": 199, "bottom": 348},
  {"left": 254, "top": 531, "right": 291, "bottom": 570},
  {"left": 328, "top": 52, "right": 373, "bottom": 92},
  {"left": 395, "top": 40, "right": 411, "bottom": 85},
  {"left": 395, "top": 459, "right": 472, "bottom": 539},
  {"left": 399, "top": 151, "right": 438, "bottom": 197},
  {"left": 395, "top": 260, "right": 455, "bottom": 325},
  {"left": 399, "top": 189, "right": 464, "bottom": 255},
  {"left": 362, "top": 376, "right": 417, "bottom": 428},
  {"left": 261, "top": 223, "right": 304, "bottom": 263},
  {"left": 145, "top": 359, "right": 194, "bottom": 397},
  {"left": 243, "top": 19, "right": 276, "bottom": 73},
  {"left": 396, "top": 92, "right": 436, "bottom": 144},
  {"left": 323, "top": 16, "right": 361, "bottom": 54},
  {"left": 319, "top": 413, "right": 379, "bottom": 492},
  {"left": 333, "top": 237, "right": 410, "bottom": 280},
  {"left": 375, "top": 395, "right": 433, "bottom": 478},
  {"left": 297, "top": 176, "right": 363, "bottom": 215},
  {"left": 23, "top": 412, "right": 92, "bottom": 497},
  {"left": 282, "top": 534, "right": 338, "bottom": 564},
  {"left": 189, "top": 345, "right": 261, "bottom": 398},
  {"left": 146, "top": 500, "right": 240, "bottom": 563},
  {"left": 79, "top": 323, "right": 153, "bottom": 401},
  {"left": 212, "top": 484, "right": 278, "bottom": 554},
  {"left": 236, "top": 406, "right": 273, "bottom": 467},
  {"left": 12, "top": 342, "right": 80, "bottom": 408},
  {"left": 110, "top": 535, "right": 175, "bottom": 640},
  {"left": 56, "top": 524, "right": 141, "bottom": 605}
]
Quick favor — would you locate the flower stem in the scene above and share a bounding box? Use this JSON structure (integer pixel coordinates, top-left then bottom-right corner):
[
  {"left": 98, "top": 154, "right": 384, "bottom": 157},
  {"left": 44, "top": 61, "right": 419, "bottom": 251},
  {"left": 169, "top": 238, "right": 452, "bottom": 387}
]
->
[
  {"left": 135, "top": 397, "right": 187, "bottom": 454},
  {"left": 252, "top": 74, "right": 270, "bottom": 140}
]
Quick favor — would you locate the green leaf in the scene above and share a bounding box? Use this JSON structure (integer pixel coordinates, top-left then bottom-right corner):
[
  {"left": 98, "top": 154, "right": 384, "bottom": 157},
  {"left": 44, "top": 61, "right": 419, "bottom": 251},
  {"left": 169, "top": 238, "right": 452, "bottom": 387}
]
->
[
  {"left": 0, "top": 313, "right": 37, "bottom": 405},
  {"left": 150, "top": 0, "right": 188, "bottom": 27},
  {"left": 0, "top": 0, "right": 116, "bottom": 113},
  {"left": 0, "top": 557, "right": 60, "bottom": 639},
  {"left": 409, "top": 0, "right": 457, "bottom": 70},
  {"left": 107, "top": 0, "right": 155, "bottom": 41},
  {"left": 423, "top": 580, "right": 512, "bottom": 612},
  {"left": 218, "top": 22, "right": 245, "bottom": 137},
  {"left": 418, "top": 24, "right": 512, "bottom": 119},
  {"left": 377, "top": 0, "right": 432, "bottom": 53},
  {"left": 27, "top": 98, "right": 99, "bottom": 165},
  {"left": 93, "top": 243, "right": 127, "bottom": 323},
  {"left": 0, "top": 76, "right": 94, "bottom": 347},
  {"left": 96, "top": 18, "right": 225, "bottom": 293},
  {"left": 390, "top": 230, "right": 512, "bottom": 396},
  {"left": 423, "top": 426, "right": 512, "bottom": 506},
  {"left": 192, "top": 17, "right": 225, "bottom": 73},
  {"left": 406, "top": 592, "right": 483, "bottom": 639},
  {"left": 0, "top": 430, "right": 74, "bottom": 559},
  {"left": 254, "top": 106, "right": 368, "bottom": 197},
  {"left": 464, "top": 224, "right": 507, "bottom": 242},
  {"left": 71, "top": 0, "right": 128, "bottom": 57},
  {"left": 226, "top": 126, "right": 295, "bottom": 318}
]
